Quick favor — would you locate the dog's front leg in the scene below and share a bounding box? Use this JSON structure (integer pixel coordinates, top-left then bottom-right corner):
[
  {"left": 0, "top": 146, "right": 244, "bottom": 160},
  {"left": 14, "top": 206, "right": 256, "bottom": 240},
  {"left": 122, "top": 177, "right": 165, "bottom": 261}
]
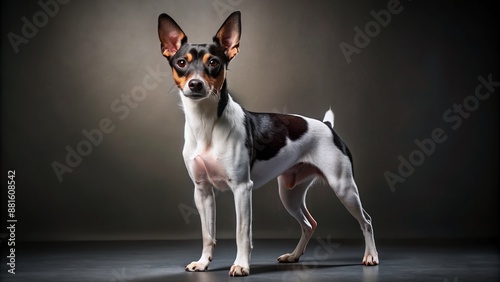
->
[
  {"left": 185, "top": 185, "right": 216, "bottom": 272},
  {"left": 229, "top": 182, "right": 253, "bottom": 276}
]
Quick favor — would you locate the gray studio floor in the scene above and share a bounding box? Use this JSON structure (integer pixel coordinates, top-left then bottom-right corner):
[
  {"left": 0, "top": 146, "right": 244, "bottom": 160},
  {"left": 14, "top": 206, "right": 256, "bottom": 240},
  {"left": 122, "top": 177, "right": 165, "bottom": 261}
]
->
[{"left": 1, "top": 239, "right": 498, "bottom": 282}]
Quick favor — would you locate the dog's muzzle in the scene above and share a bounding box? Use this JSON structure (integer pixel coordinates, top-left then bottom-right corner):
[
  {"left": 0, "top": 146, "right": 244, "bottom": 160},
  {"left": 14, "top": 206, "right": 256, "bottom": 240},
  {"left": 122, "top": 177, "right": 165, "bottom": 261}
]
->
[{"left": 184, "top": 79, "right": 207, "bottom": 99}]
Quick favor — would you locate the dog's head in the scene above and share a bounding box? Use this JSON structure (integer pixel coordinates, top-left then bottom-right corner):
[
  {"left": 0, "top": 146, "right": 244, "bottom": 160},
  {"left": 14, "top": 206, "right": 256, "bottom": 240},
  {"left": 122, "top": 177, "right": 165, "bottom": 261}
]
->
[{"left": 158, "top": 12, "right": 241, "bottom": 100}]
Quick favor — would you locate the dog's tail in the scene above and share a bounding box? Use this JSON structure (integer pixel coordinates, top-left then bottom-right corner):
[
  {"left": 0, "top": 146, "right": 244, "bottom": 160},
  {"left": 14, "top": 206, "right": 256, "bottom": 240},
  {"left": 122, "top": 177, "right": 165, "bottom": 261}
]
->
[{"left": 323, "top": 108, "right": 335, "bottom": 128}]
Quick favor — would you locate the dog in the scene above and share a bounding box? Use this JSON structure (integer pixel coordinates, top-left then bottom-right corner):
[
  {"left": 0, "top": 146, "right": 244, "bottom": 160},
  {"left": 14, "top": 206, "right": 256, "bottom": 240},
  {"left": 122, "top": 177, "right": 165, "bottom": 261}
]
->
[{"left": 157, "top": 11, "right": 379, "bottom": 276}]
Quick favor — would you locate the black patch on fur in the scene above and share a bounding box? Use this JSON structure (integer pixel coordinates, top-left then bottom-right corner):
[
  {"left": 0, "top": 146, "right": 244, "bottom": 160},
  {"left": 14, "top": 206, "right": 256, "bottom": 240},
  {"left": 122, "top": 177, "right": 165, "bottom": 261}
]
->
[
  {"left": 217, "top": 81, "right": 229, "bottom": 117},
  {"left": 243, "top": 111, "right": 308, "bottom": 167},
  {"left": 324, "top": 121, "right": 354, "bottom": 176}
]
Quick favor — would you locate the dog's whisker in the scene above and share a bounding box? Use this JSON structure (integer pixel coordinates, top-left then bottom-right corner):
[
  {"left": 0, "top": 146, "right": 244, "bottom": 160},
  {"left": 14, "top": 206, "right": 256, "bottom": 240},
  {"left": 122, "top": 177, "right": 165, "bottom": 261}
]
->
[{"left": 209, "top": 88, "right": 220, "bottom": 100}]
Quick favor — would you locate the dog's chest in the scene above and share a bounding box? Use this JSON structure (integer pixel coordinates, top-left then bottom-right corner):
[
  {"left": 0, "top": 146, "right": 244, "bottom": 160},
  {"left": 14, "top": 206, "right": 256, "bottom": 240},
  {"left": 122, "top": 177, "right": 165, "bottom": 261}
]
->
[{"left": 188, "top": 150, "right": 231, "bottom": 191}]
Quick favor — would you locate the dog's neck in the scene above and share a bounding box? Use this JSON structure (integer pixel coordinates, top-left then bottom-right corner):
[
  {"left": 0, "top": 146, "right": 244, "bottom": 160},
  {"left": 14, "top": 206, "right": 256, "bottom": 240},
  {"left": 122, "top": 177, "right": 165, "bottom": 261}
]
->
[{"left": 181, "top": 80, "right": 236, "bottom": 144}]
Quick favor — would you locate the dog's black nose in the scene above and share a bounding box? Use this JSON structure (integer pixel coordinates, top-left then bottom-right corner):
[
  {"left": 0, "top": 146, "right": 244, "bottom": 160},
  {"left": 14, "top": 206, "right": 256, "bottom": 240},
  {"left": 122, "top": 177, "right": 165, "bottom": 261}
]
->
[{"left": 188, "top": 79, "right": 204, "bottom": 92}]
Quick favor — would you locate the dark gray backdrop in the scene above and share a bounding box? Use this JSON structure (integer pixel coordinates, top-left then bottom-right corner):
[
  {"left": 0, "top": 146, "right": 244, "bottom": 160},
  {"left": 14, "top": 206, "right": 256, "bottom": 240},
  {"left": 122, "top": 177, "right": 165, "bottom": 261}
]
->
[{"left": 1, "top": 0, "right": 498, "bottom": 241}]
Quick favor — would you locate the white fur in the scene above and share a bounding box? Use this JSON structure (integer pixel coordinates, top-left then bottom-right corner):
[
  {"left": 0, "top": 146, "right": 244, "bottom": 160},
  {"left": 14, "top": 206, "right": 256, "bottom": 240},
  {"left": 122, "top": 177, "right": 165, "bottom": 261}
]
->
[{"left": 323, "top": 107, "right": 335, "bottom": 127}]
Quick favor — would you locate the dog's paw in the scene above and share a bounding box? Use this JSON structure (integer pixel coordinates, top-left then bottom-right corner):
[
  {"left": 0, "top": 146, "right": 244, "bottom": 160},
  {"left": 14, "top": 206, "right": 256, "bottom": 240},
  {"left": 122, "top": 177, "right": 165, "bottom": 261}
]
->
[
  {"left": 277, "top": 253, "right": 300, "bottom": 263},
  {"left": 229, "top": 264, "right": 249, "bottom": 276},
  {"left": 362, "top": 254, "right": 379, "bottom": 266},
  {"left": 185, "top": 261, "right": 208, "bottom": 272}
]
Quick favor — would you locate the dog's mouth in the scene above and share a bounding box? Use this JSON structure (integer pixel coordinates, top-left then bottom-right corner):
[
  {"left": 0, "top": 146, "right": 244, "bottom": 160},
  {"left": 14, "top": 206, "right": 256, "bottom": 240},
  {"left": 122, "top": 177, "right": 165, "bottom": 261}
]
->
[
  {"left": 183, "top": 91, "right": 207, "bottom": 100},
  {"left": 182, "top": 87, "right": 221, "bottom": 101}
]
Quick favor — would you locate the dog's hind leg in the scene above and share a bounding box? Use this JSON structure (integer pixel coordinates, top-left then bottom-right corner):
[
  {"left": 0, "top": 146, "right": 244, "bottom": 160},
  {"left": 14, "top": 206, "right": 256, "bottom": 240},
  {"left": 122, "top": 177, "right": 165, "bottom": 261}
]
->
[
  {"left": 326, "top": 173, "right": 379, "bottom": 265},
  {"left": 277, "top": 165, "right": 318, "bottom": 263}
]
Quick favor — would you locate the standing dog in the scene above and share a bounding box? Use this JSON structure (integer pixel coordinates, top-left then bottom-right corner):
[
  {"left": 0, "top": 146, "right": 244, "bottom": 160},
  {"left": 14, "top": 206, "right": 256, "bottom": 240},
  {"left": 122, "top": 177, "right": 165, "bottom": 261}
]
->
[{"left": 158, "top": 11, "right": 379, "bottom": 276}]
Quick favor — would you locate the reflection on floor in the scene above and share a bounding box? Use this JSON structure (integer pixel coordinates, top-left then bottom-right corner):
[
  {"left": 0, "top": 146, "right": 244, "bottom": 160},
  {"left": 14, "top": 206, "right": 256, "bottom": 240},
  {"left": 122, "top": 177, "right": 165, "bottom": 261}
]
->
[{"left": 0, "top": 239, "right": 498, "bottom": 282}]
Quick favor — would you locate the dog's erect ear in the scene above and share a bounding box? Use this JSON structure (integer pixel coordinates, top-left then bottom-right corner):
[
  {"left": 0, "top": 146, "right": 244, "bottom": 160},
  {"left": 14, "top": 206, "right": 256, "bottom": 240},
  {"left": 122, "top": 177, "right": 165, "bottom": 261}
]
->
[
  {"left": 158, "top": 13, "right": 187, "bottom": 59},
  {"left": 213, "top": 11, "right": 241, "bottom": 61}
]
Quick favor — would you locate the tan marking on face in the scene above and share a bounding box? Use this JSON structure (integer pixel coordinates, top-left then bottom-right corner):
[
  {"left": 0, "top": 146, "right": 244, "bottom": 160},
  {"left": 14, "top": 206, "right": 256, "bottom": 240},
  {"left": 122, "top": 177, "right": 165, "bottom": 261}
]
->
[
  {"left": 186, "top": 52, "right": 193, "bottom": 63},
  {"left": 172, "top": 68, "right": 191, "bottom": 90},
  {"left": 202, "top": 53, "right": 211, "bottom": 65},
  {"left": 203, "top": 69, "right": 225, "bottom": 93},
  {"left": 202, "top": 53, "right": 225, "bottom": 92}
]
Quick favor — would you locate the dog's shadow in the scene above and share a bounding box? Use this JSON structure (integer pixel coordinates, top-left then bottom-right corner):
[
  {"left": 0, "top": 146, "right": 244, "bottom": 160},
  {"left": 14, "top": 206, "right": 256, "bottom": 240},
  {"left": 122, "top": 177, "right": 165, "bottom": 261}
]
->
[{"left": 208, "top": 261, "right": 360, "bottom": 274}]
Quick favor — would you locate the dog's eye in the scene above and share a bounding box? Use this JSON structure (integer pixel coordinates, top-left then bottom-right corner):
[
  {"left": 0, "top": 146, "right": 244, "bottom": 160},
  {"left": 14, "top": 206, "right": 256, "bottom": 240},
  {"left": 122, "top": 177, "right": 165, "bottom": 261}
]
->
[
  {"left": 208, "top": 58, "right": 220, "bottom": 68},
  {"left": 176, "top": 59, "right": 187, "bottom": 68}
]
